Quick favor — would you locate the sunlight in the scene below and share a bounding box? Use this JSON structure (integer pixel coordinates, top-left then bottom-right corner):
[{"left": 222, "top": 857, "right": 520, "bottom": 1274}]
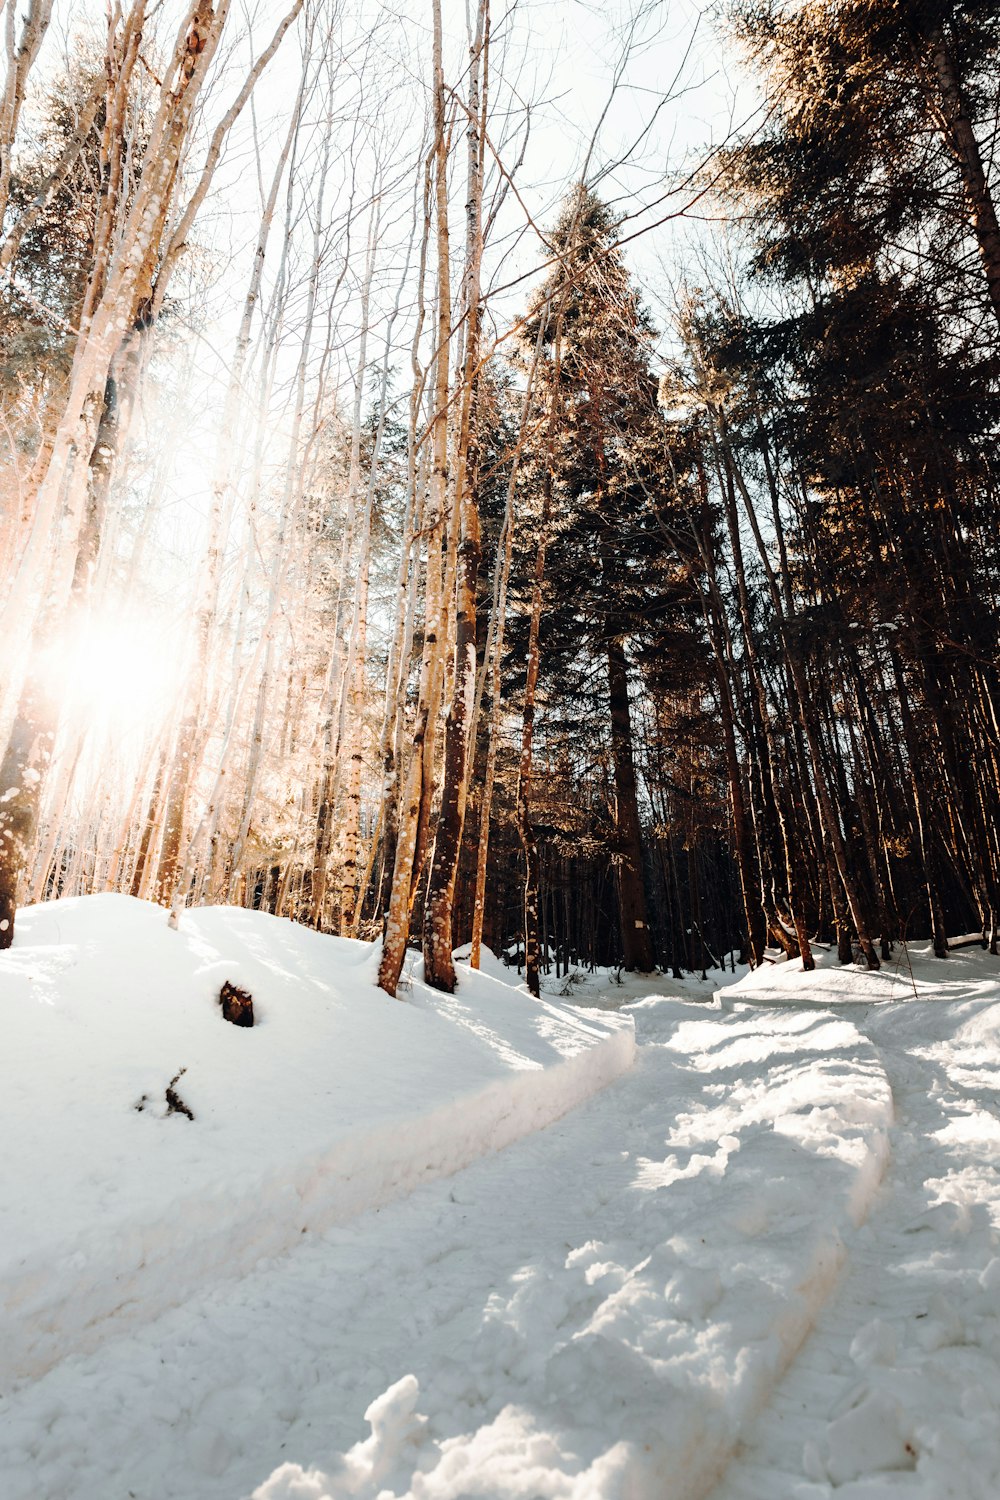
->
[{"left": 41, "top": 611, "right": 184, "bottom": 737}]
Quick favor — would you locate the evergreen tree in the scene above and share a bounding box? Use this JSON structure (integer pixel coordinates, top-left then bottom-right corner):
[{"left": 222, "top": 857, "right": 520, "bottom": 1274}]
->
[{"left": 508, "top": 188, "right": 712, "bottom": 975}]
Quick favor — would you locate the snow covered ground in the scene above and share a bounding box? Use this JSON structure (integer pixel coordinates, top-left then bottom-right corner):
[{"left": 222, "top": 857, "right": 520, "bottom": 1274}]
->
[
  {"left": 2, "top": 902, "right": 1000, "bottom": 1499},
  {"left": 1, "top": 896, "right": 633, "bottom": 1386},
  {"left": 711, "top": 947, "right": 1000, "bottom": 1500}
]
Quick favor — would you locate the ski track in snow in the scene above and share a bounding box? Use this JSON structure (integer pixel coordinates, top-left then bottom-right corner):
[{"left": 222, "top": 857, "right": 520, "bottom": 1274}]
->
[
  {"left": 708, "top": 994, "right": 1000, "bottom": 1500},
  {"left": 2, "top": 985, "right": 891, "bottom": 1500}
]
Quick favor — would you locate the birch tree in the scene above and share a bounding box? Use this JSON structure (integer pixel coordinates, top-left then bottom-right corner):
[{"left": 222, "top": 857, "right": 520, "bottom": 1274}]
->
[
  {"left": 422, "top": 0, "right": 489, "bottom": 991},
  {"left": 0, "top": 0, "right": 303, "bottom": 947},
  {"left": 377, "top": 0, "right": 453, "bottom": 996}
]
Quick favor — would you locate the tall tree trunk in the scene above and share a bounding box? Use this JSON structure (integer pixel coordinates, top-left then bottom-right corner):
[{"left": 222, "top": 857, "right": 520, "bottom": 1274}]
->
[
  {"left": 0, "top": 0, "right": 54, "bottom": 226},
  {"left": 0, "top": 663, "right": 58, "bottom": 944},
  {"left": 718, "top": 408, "right": 879, "bottom": 969},
  {"left": 423, "top": 0, "right": 488, "bottom": 991},
  {"left": 469, "top": 319, "right": 548, "bottom": 969},
  {"left": 607, "top": 642, "right": 655, "bottom": 971},
  {"left": 377, "top": 0, "right": 452, "bottom": 997}
]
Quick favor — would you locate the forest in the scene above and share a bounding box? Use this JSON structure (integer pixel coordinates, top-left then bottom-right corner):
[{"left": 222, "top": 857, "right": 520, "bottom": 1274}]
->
[{"left": 2, "top": 0, "right": 1000, "bottom": 997}]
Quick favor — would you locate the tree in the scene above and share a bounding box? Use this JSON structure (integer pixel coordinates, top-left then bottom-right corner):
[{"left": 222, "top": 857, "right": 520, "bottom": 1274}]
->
[
  {"left": 0, "top": 0, "right": 303, "bottom": 948},
  {"left": 510, "top": 188, "right": 702, "bottom": 980}
]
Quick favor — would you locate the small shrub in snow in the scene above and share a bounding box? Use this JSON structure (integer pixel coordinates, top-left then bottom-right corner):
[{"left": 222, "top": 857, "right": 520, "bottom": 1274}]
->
[
  {"left": 556, "top": 970, "right": 586, "bottom": 997},
  {"left": 219, "top": 980, "right": 254, "bottom": 1028}
]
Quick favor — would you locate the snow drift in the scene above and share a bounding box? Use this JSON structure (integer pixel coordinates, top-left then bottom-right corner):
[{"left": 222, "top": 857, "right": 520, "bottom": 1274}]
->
[{"left": 1, "top": 895, "right": 634, "bottom": 1386}]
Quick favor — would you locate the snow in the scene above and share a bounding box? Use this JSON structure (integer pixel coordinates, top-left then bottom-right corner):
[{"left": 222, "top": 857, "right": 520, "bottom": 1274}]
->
[
  {"left": 711, "top": 942, "right": 1000, "bottom": 1500},
  {"left": 240, "top": 995, "right": 890, "bottom": 1500},
  {"left": 3, "top": 907, "right": 1000, "bottom": 1500},
  {"left": 1, "top": 895, "right": 634, "bottom": 1386}
]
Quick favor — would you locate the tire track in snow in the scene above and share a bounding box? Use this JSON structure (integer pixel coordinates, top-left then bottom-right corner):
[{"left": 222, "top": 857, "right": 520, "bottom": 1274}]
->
[
  {"left": 248, "top": 1003, "right": 892, "bottom": 1500},
  {"left": 708, "top": 999, "right": 1000, "bottom": 1500}
]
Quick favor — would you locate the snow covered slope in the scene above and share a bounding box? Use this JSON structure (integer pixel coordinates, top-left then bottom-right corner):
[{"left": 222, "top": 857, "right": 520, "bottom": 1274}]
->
[
  {"left": 1, "top": 895, "right": 634, "bottom": 1387},
  {"left": 0, "top": 964, "right": 893, "bottom": 1500},
  {"left": 718, "top": 934, "right": 998, "bottom": 1011}
]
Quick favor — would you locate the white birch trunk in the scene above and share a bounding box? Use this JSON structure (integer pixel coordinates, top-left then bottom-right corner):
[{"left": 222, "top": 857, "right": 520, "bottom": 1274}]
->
[{"left": 378, "top": 0, "right": 453, "bottom": 995}]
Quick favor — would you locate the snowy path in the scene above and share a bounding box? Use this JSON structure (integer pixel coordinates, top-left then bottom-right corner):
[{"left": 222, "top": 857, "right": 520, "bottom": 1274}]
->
[
  {"left": 1, "top": 992, "right": 889, "bottom": 1500},
  {"left": 709, "top": 994, "right": 1000, "bottom": 1499}
]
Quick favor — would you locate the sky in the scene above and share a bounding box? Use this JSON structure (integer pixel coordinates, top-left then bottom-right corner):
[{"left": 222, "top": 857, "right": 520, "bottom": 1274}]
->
[
  {"left": 83, "top": 0, "right": 756, "bottom": 548},
  {"left": 191, "top": 0, "right": 757, "bottom": 346},
  {"left": 17, "top": 0, "right": 760, "bottom": 737},
  {"left": 33, "top": 0, "right": 755, "bottom": 306},
  {"left": 32, "top": 0, "right": 756, "bottom": 378}
]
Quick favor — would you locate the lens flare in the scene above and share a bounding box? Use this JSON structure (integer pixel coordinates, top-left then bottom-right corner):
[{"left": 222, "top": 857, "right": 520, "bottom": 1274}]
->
[{"left": 42, "top": 610, "right": 184, "bottom": 736}]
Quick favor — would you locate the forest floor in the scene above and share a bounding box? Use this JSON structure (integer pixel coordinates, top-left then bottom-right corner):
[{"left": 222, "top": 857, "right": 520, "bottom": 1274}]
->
[{"left": 3, "top": 899, "right": 1000, "bottom": 1499}]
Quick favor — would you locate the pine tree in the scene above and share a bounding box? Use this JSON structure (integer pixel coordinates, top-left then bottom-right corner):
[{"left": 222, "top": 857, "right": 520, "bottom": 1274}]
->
[{"left": 510, "top": 188, "right": 706, "bottom": 976}]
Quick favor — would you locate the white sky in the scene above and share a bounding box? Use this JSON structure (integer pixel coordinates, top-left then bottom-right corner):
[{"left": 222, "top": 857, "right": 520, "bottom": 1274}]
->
[
  {"left": 31, "top": 0, "right": 755, "bottom": 368},
  {"left": 24, "top": 0, "right": 758, "bottom": 599},
  {"left": 191, "top": 0, "right": 756, "bottom": 342}
]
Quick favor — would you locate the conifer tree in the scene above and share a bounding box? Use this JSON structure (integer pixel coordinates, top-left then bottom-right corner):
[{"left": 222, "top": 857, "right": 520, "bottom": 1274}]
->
[{"left": 511, "top": 189, "right": 702, "bottom": 976}]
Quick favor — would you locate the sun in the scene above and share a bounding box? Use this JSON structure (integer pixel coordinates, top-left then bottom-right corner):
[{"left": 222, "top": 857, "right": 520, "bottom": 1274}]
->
[{"left": 41, "top": 608, "right": 185, "bottom": 736}]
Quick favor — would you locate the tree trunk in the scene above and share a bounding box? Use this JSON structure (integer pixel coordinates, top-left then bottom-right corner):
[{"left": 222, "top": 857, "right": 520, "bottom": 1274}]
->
[
  {"left": 607, "top": 642, "right": 655, "bottom": 971},
  {"left": 0, "top": 662, "right": 58, "bottom": 945},
  {"left": 423, "top": 0, "right": 488, "bottom": 991},
  {"left": 929, "top": 29, "right": 1000, "bottom": 335},
  {"left": 377, "top": 2, "right": 452, "bottom": 998}
]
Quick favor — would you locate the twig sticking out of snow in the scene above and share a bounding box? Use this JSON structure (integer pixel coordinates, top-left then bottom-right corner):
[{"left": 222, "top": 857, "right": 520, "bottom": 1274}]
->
[
  {"left": 135, "top": 1069, "right": 195, "bottom": 1121},
  {"left": 165, "top": 1069, "right": 195, "bottom": 1120}
]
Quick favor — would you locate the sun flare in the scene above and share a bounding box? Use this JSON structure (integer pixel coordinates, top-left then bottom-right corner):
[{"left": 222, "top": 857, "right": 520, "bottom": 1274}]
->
[{"left": 41, "top": 612, "right": 184, "bottom": 735}]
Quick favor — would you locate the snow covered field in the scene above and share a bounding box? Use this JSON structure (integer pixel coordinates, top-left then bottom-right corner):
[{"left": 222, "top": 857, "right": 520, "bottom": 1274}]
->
[{"left": 3, "top": 900, "right": 1000, "bottom": 1498}]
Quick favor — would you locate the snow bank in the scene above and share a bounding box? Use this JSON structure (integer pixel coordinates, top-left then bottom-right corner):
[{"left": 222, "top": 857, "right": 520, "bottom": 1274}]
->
[
  {"left": 0, "top": 896, "right": 634, "bottom": 1386},
  {"left": 718, "top": 934, "right": 1000, "bottom": 1011},
  {"left": 251, "top": 997, "right": 893, "bottom": 1500}
]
